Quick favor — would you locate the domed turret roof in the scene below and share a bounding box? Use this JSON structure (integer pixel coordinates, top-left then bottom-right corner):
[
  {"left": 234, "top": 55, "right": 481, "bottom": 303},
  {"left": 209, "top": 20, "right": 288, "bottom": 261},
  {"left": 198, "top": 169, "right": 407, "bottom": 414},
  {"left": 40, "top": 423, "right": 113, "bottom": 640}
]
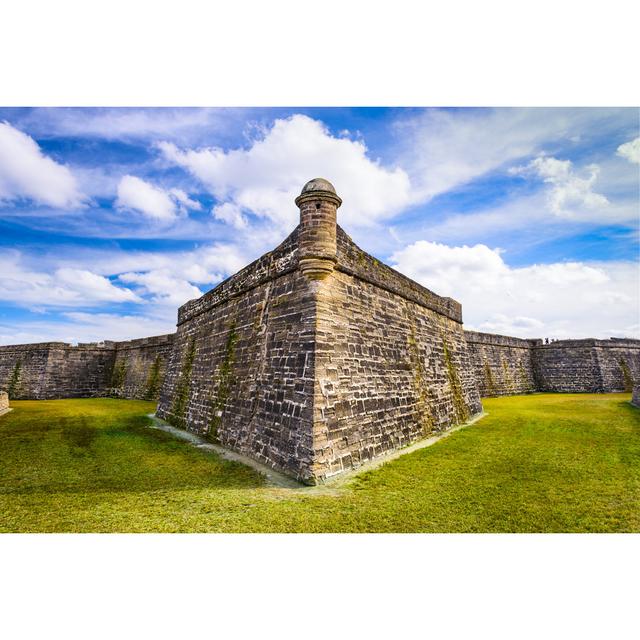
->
[{"left": 300, "top": 178, "right": 337, "bottom": 195}]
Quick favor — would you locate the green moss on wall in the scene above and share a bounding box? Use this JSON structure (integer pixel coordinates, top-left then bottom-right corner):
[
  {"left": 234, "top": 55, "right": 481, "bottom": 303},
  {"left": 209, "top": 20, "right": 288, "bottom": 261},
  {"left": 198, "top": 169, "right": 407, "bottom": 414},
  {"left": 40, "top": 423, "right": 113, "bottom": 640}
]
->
[
  {"left": 171, "top": 337, "right": 197, "bottom": 429},
  {"left": 208, "top": 323, "right": 239, "bottom": 442},
  {"left": 7, "top": 360, "right": 22, "bottom": 399},
  {"left": 144, "top": 355, "right": 163, "bottom": 400},
  {"left": 517, "top": 362, "right": 533, "bottom": 392},
  {"left": 407, "top": 323, "right": 435, "bottom": 435},
  {"left": 501, "top": 358, "right": 512, "bottom": 391},
  {"left": 443, "top": 339, "right": 469, "bottom": 424},
  {"left": 109, "top": 359, "right": 127, "bottom": 394},
  {"left": 483, "top": 359, "right": 496, "bottom": 395},
  {"left": 620, "top": 359, "right": 633, "bottom": 392}
]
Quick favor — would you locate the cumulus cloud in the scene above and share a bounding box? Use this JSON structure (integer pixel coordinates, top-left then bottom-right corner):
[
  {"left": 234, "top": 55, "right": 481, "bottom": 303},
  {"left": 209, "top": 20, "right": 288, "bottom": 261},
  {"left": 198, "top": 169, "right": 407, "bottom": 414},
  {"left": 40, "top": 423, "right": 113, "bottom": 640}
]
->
[
  {"left": 158, "top": 114, "right": 412, "bottom": 228},
  {"left": 115, "top": 175, "right": 201, "bottom": 222},
  {"left": 0, "top": 241, "right": 249, "bottom": 315},
  {"left": 58, "top": 242, "right": 248, "bottom": 286},
  {"left": 0, "top": 251, "right": 140, "bottom": 308},
  {"left": 390, "top": 240, "right": 638, "bottom": 339},
  {"left": 0, "top": 239, "right": 251, "bottom": 344},
  {"left": 395, "top": 107, "right": 636, "bottom": 202},
  {"left": 212, "top": 202, "right": 248, "bottom": 229},
  {"left": 118, "top": 270, "right": 202, "bottom": 307},
  {"left": 509, "top": 155, "right": 614, "bottom": 221},
  {"left": 617, "top": 137, "right": 640, "bottom": 164},
  {"left": 0, "top": 312, "right": 176, "bottom": 346},
  {"left": 9, "top": 107, "right": 237, "bottom": 144},
  {"left": 0, "top": 121, "right": 85, "bottom": 208}
]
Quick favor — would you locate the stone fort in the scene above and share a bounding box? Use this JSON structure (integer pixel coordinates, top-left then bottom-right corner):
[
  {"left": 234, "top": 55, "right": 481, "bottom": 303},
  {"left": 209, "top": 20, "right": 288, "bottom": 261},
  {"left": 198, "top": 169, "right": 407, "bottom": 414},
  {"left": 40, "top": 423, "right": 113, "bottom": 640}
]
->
[{"left": 1, "top": 179, "right": 638, "bottom": 483}]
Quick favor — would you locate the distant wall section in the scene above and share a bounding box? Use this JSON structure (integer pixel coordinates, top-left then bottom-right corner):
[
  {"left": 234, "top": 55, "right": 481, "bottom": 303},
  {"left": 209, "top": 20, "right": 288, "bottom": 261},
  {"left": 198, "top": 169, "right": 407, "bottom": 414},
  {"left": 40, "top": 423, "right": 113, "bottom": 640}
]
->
[
  {"left": 534, "top": 338, "right": 640, "bottom": 393},
  {"left": 464, "top": 331, "right": 640, "bottom": 396},
  {"left": 464, "top": 331, "right": 539, "bottom": 397},
  {"left": 111, "top": 335, "right": 175, "bottom": 400},
  {"left": 0, "top": 334, "right": 174, "bottom": 400}
]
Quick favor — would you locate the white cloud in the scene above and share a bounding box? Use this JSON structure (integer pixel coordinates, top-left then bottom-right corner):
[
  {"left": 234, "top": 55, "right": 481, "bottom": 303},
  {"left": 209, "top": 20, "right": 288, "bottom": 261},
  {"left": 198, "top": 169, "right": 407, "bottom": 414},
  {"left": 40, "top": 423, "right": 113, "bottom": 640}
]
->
[
  {"left": 617, "top": 137, "right": 640, "bottom": 164},
  {"left": 118, "top": 270, "right": 202, "bottom": 307},
  {"left": 395, "top": 107, "right": 636, "bottom": 202},
  {"left": 158, "top": 114, "right": 412, "bottom": 228},
  {"left": 19, "top": 240, "right": 249, "bottom": 308},
  {"left": 0, "top": 312, "right": 176, "bottom": 346},
  {"left": 169, "top": 188, "right": 202, "bottom": 211},
  {"left": 510, "top": 155, "right": 610, "bottom": 220},
  {"left": 11, "top": 107, "right": 237, "bottom": 143},
  {"left": 0, "top": 121, "right": 85, "bottom": 208},
  {"left": 0, "top": 240, "right": 251, "bottom": 341},
  {"left": 115, "top": 175, "right": 200, "bottom": 222},
  {"left": 390, "top": 240, "right": 639, "bottom": 339},
  {"left": 0, "top": 251, "right": 140, "bottom": 308},
  {"left": 212, "top": 202, "right": 248, "bottom": 229},
  {"left": 57, "top": 242, "right": 248, "bottom": 286}
]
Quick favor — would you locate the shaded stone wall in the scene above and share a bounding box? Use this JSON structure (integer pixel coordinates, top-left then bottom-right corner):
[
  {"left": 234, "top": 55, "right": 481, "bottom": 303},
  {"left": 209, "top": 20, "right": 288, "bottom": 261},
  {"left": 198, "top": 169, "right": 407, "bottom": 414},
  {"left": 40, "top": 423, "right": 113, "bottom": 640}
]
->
[
  {"left": 0, "top": 343, "right": 52, "bottom": 399},
  {"left": 465, "top": 332, "right": 640, "bottom": 396},
  {"left": 110, "top": 335, "right": 175, "bottom": 400},
  {"left": 535, "top": 339, "right": 640, "bottom": 393},
  {"left": 0, "top": 335, "right": 174, "bottom": 400},
  {"left": 632, "top": 385, "right": 640, "bottom": 407},
  {"left": 43, "top": 343, "right": 116, "bottom": 398},
  {"left": 157, "top": 228, "right": 319, "bottom": 481},
  {"left": 464, "top": 331, "right": 539, "bottom": 397}
]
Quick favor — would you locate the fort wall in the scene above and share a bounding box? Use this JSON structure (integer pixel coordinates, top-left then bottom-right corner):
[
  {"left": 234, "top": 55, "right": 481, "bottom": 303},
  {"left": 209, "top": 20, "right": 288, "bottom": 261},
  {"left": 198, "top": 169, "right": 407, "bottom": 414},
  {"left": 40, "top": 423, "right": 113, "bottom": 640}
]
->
[
  {"left": 464, "top": 331, "right": 539, "bottom": 397},
  {"left": 156, "top": 180, "right": 482, "bottom": 483},
  {"left": 309, "top": 229, "right": 481, "bottom": 479},
  {"left": 464, "top": 332, "right": 640, "bottom": 396},
  {"left": 110, "top": 334, "right": 175, "bottom": 400},
  {"left": 0, "top": 334, "right": 174, "bottom": 400},
  {"left": 156, "top": 227, "right": 319, "bottom": 481}
]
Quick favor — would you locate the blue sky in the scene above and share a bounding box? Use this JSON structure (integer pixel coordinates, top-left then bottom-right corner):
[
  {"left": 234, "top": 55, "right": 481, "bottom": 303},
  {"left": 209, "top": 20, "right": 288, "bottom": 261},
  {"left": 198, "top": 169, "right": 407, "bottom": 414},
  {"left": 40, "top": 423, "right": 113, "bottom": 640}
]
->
[{"left": 0, "top": 107, "right": 638, "bottom": 344}]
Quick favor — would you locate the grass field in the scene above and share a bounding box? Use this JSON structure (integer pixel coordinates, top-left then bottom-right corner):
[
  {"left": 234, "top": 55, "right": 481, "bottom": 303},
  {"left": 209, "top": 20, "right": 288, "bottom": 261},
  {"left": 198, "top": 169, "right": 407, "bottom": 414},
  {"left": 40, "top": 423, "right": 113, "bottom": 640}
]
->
[{"left": 0, "top": 394, "right": 638, "bottom": 532}]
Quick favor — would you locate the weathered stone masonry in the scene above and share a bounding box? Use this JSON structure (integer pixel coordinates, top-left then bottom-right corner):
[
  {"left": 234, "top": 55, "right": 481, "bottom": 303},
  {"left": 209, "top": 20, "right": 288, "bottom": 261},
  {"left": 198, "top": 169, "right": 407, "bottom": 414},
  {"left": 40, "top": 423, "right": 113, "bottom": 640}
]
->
[
  {"left": 464, "top": 331, "right": 539, "bottom": 397},
  {"left": 0, "top": 334, "right": 174, "bottom": 400},
  {"left": 465, "top": 332, "right": 640, "bottom": 396},
  {"left": 156, "top": 179, "right": 482, "bottom": 483}
]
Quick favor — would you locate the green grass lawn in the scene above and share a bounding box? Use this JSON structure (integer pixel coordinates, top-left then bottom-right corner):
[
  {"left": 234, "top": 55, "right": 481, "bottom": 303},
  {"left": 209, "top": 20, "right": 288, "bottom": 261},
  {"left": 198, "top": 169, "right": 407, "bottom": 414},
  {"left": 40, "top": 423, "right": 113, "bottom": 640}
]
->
[{"left": 1, "top": 394, "right": 638, "bottom": 532}]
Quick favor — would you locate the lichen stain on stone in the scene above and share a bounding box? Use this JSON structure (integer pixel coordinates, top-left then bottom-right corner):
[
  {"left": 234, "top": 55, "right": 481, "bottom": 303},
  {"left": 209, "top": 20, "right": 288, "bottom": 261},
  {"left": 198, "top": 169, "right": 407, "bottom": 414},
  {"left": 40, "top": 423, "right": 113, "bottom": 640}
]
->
[
  {"left": 208, "top": 322, "right": 239, "bottom": 442},
  {"left": 7, "top": 359, "right": 22, "bottom": 399},
  {"left": 406, "top": 320, "right": 435, "bottom": 436},
  {"left": 143, "top": 355, "right": 163, "bottom": 400},
  {"left": 484, "top": 359, "right": 496, "bottom": 395},
  {"left": 109, "top": 358, "right": 127, "bottom": 395},
  {"left": 442, "top": 338, "right": 469, "bottom": 424},
  {"left": 170, "top": 337, "right": 197, "bottom": 430},
  {"left": 620, "top": 358, "right": 633, "bottom": 392}
]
